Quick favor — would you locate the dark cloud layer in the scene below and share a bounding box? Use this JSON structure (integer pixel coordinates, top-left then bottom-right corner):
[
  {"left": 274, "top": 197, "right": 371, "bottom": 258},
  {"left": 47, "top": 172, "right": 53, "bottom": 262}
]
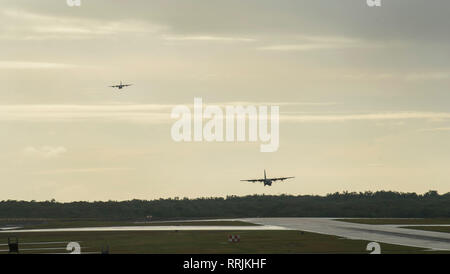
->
[{"left": 3, "top": 0, "right": 450, "bottom": 42}]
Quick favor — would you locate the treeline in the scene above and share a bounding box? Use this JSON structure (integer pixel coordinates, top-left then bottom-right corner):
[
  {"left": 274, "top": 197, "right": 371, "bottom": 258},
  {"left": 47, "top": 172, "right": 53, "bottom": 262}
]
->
[{"left": 0, "top": 191, "right": 449, "bottom": 220}]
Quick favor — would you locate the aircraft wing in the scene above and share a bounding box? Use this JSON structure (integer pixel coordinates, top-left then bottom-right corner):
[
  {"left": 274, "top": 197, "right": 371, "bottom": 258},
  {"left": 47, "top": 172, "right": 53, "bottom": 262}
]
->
[
  {"left": 123, "top": 84, "right": 132, "bottom": 87},
  {"left": 240, "top": 179, "right": 265, "bottom": 183},
  {"left": 269, "top": 177, "right": 295, "bottom": 182},
  {"left": 109, "top": 85, "right": 119, "bottom": 88}
]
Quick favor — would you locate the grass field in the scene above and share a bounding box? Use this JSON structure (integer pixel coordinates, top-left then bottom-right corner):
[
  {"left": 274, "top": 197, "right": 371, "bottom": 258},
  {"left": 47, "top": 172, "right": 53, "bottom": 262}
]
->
[
  {"left": 0, "top": 229, "right": 443, "bottom": 254},
  {"left": 401, "top": 226, "right": 450, "bottom": 234},
  {"left": 336, "top": 218, "right": 450, "bottom": 225}
]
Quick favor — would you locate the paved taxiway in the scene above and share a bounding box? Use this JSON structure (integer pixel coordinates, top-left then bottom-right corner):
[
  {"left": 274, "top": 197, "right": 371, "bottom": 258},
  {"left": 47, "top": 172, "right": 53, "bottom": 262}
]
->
[{"left": 241, "top": 218, "right": 450, "bottom": 251}]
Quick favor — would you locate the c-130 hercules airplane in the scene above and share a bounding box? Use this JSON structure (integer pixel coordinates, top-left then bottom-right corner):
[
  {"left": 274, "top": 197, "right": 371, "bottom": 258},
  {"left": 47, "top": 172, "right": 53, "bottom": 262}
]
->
[
  {"left": 241, "top": 170, "right": 294, "bottom": 186},
  {"left": 109, "top": 81, "right": 132, "bottom": 90}
]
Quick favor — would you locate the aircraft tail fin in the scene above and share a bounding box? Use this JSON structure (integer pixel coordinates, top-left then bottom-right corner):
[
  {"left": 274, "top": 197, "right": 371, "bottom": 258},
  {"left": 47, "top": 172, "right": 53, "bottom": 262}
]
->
[{"left": 264, "top": 169, "right": 266, "bottom": 180}]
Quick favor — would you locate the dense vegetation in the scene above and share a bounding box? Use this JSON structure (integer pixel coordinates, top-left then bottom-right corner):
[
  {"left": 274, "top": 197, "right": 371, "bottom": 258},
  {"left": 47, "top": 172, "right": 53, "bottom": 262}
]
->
[{"left": 0, "top": 191, "right": 449, "bottom": 220}]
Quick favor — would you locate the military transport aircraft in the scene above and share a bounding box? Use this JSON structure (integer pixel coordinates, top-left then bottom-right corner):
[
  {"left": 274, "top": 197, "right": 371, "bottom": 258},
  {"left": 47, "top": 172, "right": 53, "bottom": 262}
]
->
[
  {"left": 241, "top": 170, "right": 294, "bottom": 186},
  {"left": 109, "top": 81, "right": 132, "bottom": 89}
]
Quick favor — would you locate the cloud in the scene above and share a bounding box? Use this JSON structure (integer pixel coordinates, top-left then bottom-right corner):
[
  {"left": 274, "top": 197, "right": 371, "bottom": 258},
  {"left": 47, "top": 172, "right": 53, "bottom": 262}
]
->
[
  {"left": 0, "top": 8, "right": 166, "bottom": 40},
  {"left": 0, "top": 61, "right": 78, "bottom": 69},
  {"left": 35, "top": 167, "right": 135, "bottom": 175},
  {"left": 2, "top": 105, "right": 450, "bottom": 124},
  {"left": 0, "top": 104, "right": 174, "bottom": 123},
  {"left": 258, "top": 35, "right": 377, "bottom": 51},
  {"left": 162, "top": 35, "right": 256, "bottom": 42},
  {"left": 281, "top": 112, "right": 450, "bottom": 123},
  {"left": 405, "top": 72, "right": 450, "bottom": 81},
  {"left": 259, "top": 44, "right": 342, "bottom": 51},
  {"left": 341, "top": 73, "right": 394, "bottom": 80},
  {"left": 222, "top": 101, "right": 337, "bottom": 106},
  {"left": 336, "top": 71, "right": 449, "bottom": 82},
  {"left": 0, "top": 103, "right": 336, "bottom": 123},
  {"left": 23, "top": 146, "right": 67, "bottom": 158},
  {"left": 418, "top": 127, "right": 450, "bottom": 132}
]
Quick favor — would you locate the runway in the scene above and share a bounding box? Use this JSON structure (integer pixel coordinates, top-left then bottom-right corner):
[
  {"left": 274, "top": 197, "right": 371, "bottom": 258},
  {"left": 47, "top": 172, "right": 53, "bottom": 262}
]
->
[
  {"left": 0, "top": 225, "right": 288, "bottom": 233},
  {"left": 241, "top": 218, "right": 450, "bottom": 251}
]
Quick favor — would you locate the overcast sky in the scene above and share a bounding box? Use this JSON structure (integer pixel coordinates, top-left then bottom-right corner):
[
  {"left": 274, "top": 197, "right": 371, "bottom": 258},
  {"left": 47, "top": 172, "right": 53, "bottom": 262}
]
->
[{"left": 1, "top": 0, "right": 449, "bottom": 201}]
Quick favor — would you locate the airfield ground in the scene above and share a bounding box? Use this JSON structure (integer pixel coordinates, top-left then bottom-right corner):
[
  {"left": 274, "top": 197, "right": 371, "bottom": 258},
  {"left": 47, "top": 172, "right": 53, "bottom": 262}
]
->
[
  {"left": 0, "top": 229, "right": 430, "bottom": 254},
  {"left": 1, "top": 219, "right": 450, "bottom": 254}
]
